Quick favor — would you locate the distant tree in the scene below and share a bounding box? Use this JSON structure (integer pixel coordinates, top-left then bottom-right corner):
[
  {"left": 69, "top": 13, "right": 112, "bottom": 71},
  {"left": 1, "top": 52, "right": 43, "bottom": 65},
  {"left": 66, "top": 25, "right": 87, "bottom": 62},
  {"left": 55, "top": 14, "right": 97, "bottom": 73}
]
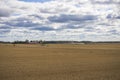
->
[
  {"left": 39, "top": 40, "right": 43, "bottom": 44},
  {"left": 39, "top": 40, "right": 45, "bottom": 46},
  {"left": 25, "top": 39, "right": 29, "bottom": 43}
]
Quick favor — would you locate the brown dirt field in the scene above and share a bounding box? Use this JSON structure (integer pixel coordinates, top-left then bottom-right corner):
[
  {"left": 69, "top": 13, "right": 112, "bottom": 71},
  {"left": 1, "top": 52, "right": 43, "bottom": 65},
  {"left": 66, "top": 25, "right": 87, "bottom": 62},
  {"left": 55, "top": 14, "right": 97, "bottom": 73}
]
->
[{"left": 0, "top": 43, "right": 120, "bottom": 80}]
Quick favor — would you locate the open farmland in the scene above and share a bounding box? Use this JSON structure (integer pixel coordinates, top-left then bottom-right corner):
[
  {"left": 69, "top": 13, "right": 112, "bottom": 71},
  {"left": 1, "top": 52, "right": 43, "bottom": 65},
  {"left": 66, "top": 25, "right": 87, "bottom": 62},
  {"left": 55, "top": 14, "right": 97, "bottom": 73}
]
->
[{"left": 0, "top": 43, "right": 120, "bottom": 80}]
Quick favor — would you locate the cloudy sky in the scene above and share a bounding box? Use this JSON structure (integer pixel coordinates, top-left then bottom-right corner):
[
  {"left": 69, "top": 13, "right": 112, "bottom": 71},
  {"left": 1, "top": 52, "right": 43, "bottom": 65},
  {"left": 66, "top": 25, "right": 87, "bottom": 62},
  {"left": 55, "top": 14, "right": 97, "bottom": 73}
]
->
[{"left": 0, "top": 0, "right": 120, "bottom": 41}]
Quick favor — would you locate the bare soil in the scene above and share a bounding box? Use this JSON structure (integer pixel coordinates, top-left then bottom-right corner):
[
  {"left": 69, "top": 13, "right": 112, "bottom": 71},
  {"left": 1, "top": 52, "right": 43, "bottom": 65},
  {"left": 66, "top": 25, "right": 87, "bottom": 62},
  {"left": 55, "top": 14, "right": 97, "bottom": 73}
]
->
[{"left": 0, "top": 44, "right": 120, "bottom": 80}]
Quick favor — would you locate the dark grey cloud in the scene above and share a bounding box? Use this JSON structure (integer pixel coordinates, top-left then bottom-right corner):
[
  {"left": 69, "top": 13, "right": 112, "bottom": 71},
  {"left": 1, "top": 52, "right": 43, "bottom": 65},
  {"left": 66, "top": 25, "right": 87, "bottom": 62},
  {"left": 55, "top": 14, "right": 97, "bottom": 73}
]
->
[
  {"left": 0, "top": 29, "right": 10, "bottom": 34},
  {"left": 106, "top": 14, "right": 120, "bottom": 19},
  {"left": 48, "top": 14, "right": 97, "bottom": 23},
  {"left": 1, "top": 14, "right": 45, "bottom": 28},
  {"left": 98, "top": 23, "right": 115, "bottom": 26},
  {"left": 106, "top": 14, "right": 113, "bottom": 19},
  {"left": 0, "top": 26, "right": 11, "bottom": 29},
  {"left": 4, "top": 17, "right": 41, "bottom": 27},
  {"left": 59, "top": 24, "right": 86, "bottom": 30},
  {"left": 28, "top": 14, "right": 44, "bottom": 19},
  {"left": 0, "top": 8, "right": 12, "bottom": 17},
  {"left": 0, "top": 31, "right": 9, "bottom": 38},
  {"left": 31, "top": 23, "right": 86, "bottom": 31},
  {"left": 108, "top": 30, "right": 120, "bottom": 35},
  {"left": 0, "top": 25, "right": 11, "bottom": 36},
  {"left": 84, "top": 27, "right": 95, "bottom": 32},
  {"left": 31, "top": 26, "right": 55, "bottom": 31},
  {"left": 40, "top": 9, "right": 57, "bottom": 14},
  {"left": 116, "top": 16, "right": 120, "bottom": 19}
]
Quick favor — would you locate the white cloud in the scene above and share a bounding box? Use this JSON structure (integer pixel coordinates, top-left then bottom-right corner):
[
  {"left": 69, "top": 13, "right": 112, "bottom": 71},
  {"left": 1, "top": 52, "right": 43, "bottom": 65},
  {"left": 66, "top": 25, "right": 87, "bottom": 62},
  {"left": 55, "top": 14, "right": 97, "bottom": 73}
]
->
[{"left": 0, "top": 0, "right": 120, "bottom": 41}]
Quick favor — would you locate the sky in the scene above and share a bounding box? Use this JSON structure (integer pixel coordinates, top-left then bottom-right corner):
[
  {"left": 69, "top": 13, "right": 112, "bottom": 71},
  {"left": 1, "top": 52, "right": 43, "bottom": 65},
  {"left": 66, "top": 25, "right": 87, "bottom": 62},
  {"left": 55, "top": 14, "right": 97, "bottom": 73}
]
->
[
  {"left": 20, "top": 0, "right": 51, "bottom": 2},
  {"left": 0, "top": 0, "right": 120, "bottom": 41}
]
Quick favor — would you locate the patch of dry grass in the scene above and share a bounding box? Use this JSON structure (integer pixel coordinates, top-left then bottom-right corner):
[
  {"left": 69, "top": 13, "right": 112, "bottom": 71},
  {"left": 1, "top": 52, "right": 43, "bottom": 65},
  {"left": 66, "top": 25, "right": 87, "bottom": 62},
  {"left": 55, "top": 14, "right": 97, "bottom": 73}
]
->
[{"left": 0, "top": 44, "right": 120, "bottom": 80}]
